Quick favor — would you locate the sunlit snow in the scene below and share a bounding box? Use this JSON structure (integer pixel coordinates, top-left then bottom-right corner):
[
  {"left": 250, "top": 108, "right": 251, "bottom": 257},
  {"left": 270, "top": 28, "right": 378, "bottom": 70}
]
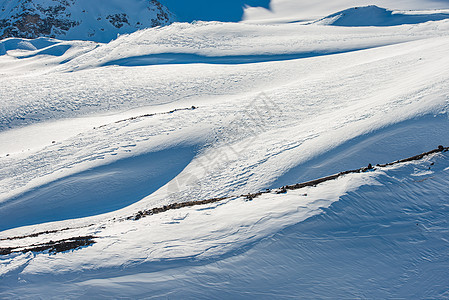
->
[{"left": 1, "top": 0, "right": 449, "bottom": 298}]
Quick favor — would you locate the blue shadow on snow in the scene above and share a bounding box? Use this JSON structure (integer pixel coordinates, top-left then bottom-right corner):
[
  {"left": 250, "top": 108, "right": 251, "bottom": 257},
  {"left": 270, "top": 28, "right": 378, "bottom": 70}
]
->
[
  {"left": 269, "top": 114, "right": 449, "bottom": 189},
  {"left": 102, "top": 46, "right": 384, "bottom": 67},
  {"left": 324, "top": 5, "right": 449, "bottom": 27},
  {"left": 0, "top": 146, "right": 197, "bottom": 231}
]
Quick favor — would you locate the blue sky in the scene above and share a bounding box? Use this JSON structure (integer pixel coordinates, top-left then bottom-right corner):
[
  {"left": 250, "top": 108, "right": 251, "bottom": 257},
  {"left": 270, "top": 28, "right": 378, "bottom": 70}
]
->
[{"left": 159, "top": 0, "right": 271, "bottom": 22}]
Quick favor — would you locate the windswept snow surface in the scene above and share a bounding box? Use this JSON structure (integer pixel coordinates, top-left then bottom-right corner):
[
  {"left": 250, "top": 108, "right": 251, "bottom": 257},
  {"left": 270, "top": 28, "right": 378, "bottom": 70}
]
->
[
  {"left": 315, "top": 5, "right": 449, "bottom": 26},
  {"left": 243, "top": 0, "right": 449, "bottom": 23},
  {"left": 2, "top": 153, "right": 449, "bottom": 298},
  {"left": 1, "top": 3, "right": 449, "bottom": 298}
]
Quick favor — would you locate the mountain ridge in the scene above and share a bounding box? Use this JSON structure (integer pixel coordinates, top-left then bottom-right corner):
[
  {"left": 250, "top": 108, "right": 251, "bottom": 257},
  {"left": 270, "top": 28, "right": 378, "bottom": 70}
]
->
[{"left": 0, "top": 0, "right": 174, "bottom": 42}]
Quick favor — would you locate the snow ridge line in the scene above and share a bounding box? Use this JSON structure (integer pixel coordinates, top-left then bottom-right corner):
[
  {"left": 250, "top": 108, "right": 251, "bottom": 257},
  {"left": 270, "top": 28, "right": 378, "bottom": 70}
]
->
[
  {"left": 0, "top": 236, "right": 96, "bottom": 256},
  {"left": 0, "top": 225, "right": 95, "bottom": 241},
  {"left": 94, "top": 106, "right": 198, "bottom": 129},
  {"left": 127, "top": 145, "right": 448, "bottom": 221},
  {"left": 0, "top": 145, "right": 447, "bottom": 250},
  {"left": 280, "top": 145, "right": 448, "bottom": 192}
]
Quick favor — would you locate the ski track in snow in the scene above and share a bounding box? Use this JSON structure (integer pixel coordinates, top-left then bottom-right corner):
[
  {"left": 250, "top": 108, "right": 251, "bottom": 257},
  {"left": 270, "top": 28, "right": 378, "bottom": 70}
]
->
[{"left": 1, "top": 3, "right": 449, "bottom": 297}]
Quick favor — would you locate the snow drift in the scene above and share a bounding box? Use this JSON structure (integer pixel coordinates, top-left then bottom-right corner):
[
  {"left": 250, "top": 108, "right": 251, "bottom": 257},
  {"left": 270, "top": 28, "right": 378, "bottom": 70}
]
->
[{"left": 316, "top": 5, "right": 449, "bottom": 26}]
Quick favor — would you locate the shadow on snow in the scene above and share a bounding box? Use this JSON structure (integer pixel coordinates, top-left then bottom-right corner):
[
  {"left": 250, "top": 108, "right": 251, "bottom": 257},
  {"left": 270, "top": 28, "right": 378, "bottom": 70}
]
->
[{"left": 0, "top": 146, "right": 197, "bottom": 231}]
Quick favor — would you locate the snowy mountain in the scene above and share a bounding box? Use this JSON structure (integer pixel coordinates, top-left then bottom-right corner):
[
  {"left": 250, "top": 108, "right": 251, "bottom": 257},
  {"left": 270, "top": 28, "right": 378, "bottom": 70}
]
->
[
  {"left": 0, "top": 0, "right": 173, "bottom": 42},
  {"left": 1, "top": 0, "right": 449, "bottom": 298},
  {"left": 315, "top": 5, "right": 449, "bottom": 26},
  {"left": 243, "top": 0, "right": 449, "bottom": 23}
]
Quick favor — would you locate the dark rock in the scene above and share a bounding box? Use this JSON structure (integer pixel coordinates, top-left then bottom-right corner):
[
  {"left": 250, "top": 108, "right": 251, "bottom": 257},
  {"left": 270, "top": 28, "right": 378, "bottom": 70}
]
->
[{"left": 0, "top": 0, "right": 174, "bottom": 42}]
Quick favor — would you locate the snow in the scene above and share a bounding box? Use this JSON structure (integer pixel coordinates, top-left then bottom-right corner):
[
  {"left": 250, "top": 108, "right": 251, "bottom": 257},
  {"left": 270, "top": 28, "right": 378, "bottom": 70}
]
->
[
  {"left": 0, "top": 0, "right": 174, "bottom": 42},
  {"left": 1, "top": 1, "right": 449, "bottom": 297},
  {"left": 2, "top": 154, "right": 449, "bottom": 298},
  {"left": 314, "top": 5, "right": 449, "bottom": 26},
  {"left": 243, "top": 0, "right": 449, "bottom": 23}
]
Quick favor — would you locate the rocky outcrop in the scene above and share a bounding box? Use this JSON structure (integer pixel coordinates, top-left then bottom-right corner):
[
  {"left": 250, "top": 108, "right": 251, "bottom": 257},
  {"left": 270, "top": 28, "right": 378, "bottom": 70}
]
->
[{"left": 0, "top": 0, "right": 174, "bottom": 42}]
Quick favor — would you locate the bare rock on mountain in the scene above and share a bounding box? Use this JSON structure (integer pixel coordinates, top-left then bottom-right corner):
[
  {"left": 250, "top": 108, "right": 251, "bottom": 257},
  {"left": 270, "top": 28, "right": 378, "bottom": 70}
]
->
[{"left": 0, "top": 0, "right": 174, "bottom": 42}]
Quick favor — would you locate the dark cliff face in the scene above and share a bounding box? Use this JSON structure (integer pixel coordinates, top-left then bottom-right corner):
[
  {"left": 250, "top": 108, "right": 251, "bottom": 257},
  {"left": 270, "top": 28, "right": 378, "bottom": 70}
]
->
[
  {"left": 0, "top": 0, "right": 78, "bottom": 40},
  {"left": 0, "top": 0, "right": 174, "bottom": 42}
]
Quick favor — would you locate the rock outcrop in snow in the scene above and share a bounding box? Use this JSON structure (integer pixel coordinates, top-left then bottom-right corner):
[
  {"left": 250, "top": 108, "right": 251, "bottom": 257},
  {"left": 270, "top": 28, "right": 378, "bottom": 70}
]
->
[{"left": 0, "top": 0, "right": 174, "bottom": 42}]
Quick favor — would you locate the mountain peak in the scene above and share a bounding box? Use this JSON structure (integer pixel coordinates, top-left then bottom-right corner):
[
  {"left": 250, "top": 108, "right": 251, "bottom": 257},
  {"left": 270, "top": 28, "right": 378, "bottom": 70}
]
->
[{"left": 0, "top": 0, "right": 174, "bottom": 42}]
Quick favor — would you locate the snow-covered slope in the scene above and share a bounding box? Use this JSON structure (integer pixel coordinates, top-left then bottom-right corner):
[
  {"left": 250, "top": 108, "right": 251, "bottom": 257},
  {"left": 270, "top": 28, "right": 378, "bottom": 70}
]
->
[
  {"left": 1, "top": 3, "right": 449, "bottom": 298},
  {"left": 0, "top": 0, "right": 173, "bottom": 42},
  {"left": 315, "top": 5, "right": 449, "bottom": 26},
  {"left": 2, "top": 152, "right": 449, "bottom": 298},
  {"left": 243, "top": 0, "right": 449, "bottom": 23}
]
